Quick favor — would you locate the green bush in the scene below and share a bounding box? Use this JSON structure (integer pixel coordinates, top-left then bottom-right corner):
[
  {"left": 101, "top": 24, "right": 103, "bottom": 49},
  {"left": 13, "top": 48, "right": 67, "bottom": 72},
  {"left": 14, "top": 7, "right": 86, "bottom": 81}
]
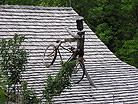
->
[
  {"left": 0, "top": 34, "right": 27, "bottom": 103},
  {"left": 43, "top": 61, "right": 76, "bottom": 103}
]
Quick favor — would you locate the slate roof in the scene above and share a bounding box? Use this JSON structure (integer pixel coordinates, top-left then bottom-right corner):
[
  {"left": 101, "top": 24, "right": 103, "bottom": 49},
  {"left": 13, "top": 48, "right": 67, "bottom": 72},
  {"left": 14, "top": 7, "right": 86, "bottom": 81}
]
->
[{"left": 0, "top": 5, "right": 138, "bottom": 104}]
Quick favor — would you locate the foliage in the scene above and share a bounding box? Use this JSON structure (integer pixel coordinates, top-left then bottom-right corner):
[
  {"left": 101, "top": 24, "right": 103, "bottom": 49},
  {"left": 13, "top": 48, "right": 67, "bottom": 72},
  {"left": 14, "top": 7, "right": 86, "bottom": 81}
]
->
[
  {"left": 0, "top": 34, "right": 41, "bottom": 103},
  {"left": 22, "top": 81, "right": 41, "bottom": 104},
  {"left": 0, "top": 34, "right": 27, "bottom": 102},
  {"left": 116, "top": 36, "right": 138, "bottom": 68},
  {"left": 86, "top": 0, "right": 138, "bottom": 68},
  {"left": 89, "top": 0, "right": 136, "bottom": 49},
  {"left": 0, "top": 71, "right": 7, "bottom": 103},
  {"left": 0, "top": 0, "right": 41, "bottom": 5},
  {"left": 39, "top": 0, "right": 71, "bottom": 7},
  {"left": 0, "top": 34, "right": 27, "bottom": 87},
  {"left": 43, "top": 61, "right": 76, "bottom": 103}
]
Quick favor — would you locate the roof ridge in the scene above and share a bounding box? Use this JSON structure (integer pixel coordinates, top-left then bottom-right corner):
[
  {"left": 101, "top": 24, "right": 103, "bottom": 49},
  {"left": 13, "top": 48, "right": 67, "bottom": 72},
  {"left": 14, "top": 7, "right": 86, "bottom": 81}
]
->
[{"left": 0, "top": 5, "right": 73, "bottom": 10}]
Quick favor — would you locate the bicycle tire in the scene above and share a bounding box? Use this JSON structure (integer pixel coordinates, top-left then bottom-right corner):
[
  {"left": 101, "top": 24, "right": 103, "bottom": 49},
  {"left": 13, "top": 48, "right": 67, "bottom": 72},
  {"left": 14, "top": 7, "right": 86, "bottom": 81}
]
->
[
  {"left": 71, "top": 60, "right": 85, "bottom": 84},
  {"left": 43, "top": 44, "right": 57, "bottom": 68}
]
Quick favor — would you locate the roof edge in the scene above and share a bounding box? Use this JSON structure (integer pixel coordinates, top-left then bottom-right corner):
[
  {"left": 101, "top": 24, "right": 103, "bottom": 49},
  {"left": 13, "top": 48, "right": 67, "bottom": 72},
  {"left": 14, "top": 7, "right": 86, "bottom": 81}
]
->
[{"left": 0, "top": 5, "right": 73, "bottom": 10}]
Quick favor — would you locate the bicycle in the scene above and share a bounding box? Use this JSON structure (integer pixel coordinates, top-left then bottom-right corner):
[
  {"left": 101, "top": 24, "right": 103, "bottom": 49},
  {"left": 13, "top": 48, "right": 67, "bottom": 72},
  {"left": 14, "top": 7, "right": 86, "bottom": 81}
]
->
[{"left": 43, "top": 39, "right": 85, "bottom": 84}]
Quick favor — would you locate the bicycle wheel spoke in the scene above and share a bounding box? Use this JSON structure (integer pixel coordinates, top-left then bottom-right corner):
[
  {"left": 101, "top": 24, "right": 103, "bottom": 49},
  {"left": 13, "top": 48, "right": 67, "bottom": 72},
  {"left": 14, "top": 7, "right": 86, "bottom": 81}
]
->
[
  {"left": 43, "top": 45, "right": 57, "bottom": 68},
  {"left": 71, "top": 61, "right": 85, "bottom": 84}
]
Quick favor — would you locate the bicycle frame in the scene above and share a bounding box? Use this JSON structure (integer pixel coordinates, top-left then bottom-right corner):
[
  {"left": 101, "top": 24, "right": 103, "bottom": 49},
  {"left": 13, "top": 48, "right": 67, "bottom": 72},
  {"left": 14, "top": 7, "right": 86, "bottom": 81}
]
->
[{"left": 55, "top": 40, "right": 76, "bottom": 62}]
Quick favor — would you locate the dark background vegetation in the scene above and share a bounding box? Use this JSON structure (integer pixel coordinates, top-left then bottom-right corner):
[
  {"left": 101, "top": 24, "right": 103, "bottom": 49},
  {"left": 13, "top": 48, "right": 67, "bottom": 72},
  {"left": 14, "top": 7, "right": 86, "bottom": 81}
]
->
[{"left": 1, "top": 0, "right": 138, "bottom": 68}]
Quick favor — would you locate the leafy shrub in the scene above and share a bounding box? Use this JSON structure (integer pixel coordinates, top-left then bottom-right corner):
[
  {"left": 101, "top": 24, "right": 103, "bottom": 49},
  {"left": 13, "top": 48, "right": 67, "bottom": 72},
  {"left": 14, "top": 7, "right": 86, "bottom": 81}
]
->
[
  {"left": 0, "top": 34, "right": 27, "bottom": 102},
  {"left": 43, "top": 61, "right": 76, "bottom": 103}
]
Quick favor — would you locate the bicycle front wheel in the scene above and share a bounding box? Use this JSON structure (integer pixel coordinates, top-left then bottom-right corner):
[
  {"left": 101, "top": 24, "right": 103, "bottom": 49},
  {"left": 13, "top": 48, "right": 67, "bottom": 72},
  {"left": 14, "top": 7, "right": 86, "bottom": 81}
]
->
[
  {"left": 71, "top": 60, "right": 85, "bottom": 84},
  {"left": 43, "top": 44, "right": 57, "bottom": 68}
]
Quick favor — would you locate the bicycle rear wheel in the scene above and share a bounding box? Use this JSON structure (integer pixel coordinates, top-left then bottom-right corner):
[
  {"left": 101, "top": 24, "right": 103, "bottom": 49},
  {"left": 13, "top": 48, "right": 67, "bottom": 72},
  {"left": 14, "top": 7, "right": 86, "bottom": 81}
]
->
[
  {"left": 71, "top": 60, "right": 85, "bottom": 84},
  {"left": 43, "top": 44, "right": 57, "bottom": 68}
]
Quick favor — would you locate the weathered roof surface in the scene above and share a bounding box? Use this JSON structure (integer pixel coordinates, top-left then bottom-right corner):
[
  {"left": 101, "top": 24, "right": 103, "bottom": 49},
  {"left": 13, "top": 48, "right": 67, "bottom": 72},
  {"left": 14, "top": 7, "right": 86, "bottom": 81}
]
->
[{"left": 0, "top": 5, "right": 138, "bottom": 104}]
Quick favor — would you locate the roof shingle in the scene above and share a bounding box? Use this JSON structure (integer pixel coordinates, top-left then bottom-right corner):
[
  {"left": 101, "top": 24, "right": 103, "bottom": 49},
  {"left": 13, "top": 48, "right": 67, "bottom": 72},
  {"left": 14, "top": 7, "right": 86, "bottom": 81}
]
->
[{"left": 0, "top": 5, "right": 138, "bottom": 104}]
